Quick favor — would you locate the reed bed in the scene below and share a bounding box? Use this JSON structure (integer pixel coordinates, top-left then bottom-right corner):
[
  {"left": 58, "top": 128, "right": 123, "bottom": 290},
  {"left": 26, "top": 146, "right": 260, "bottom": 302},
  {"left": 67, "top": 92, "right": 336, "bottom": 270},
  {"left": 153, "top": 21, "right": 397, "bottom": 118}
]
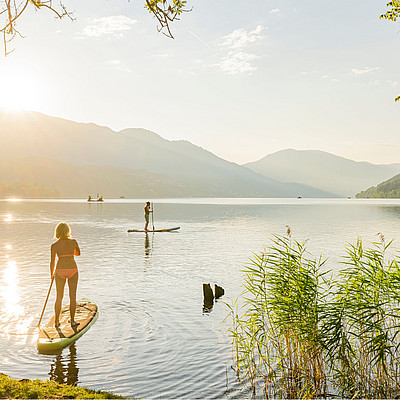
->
[{"left": 228, "top": 234, "right": 400, "bottom": 399}]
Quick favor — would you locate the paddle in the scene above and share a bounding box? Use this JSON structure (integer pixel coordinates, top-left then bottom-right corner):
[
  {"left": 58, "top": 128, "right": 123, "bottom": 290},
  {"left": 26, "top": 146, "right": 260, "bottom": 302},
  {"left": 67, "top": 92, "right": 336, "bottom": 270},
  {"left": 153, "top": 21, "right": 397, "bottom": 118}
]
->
[
  {"left": 37, "top": 274, "right": 55, "bottom": 328},
  {"left": 151, "top": 202, "right": 155, "bottom": 231}
]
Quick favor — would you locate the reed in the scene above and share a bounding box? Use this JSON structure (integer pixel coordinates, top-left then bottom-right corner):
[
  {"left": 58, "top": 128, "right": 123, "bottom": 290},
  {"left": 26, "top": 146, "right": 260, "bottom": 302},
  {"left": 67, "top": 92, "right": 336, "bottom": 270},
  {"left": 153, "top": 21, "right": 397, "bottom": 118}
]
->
[
  {"left": 322, "top": 237, "right": 400, "bottom": 398},
  {"left": 228, "top": 234, "right": 400, "bottom": 399}
]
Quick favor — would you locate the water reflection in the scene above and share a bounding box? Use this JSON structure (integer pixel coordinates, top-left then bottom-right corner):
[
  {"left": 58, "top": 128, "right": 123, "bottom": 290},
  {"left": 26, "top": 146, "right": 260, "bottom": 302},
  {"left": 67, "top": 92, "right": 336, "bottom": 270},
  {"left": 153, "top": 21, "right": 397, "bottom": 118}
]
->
[
  {"left": 380, "top": 206, "right": 400, "bottom": 220},
  {"left": 5, "top": 243, "right": 11, "bottom": 260},
  {"left": 2, "top": 260, "right": 22, "bottom": 317},
  {"left": 48, "top": 343, "right": 79, "bottom": 386},
  {"left": 1, "top": 259, "right": 34, "bottom": 336},
  {"left": 144, "top": 233, "right": 153, "bottom": 259},
  {"left": 4, "top": 214, "right": 13, "bottom": 222}
]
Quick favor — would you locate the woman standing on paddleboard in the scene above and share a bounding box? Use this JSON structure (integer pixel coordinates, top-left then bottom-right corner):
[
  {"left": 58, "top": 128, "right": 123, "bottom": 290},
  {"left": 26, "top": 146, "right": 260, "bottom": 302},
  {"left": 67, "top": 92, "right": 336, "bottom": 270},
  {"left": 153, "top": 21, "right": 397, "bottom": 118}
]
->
[{"left": 50, "top": 222, "right": 80, "bottom": 328}]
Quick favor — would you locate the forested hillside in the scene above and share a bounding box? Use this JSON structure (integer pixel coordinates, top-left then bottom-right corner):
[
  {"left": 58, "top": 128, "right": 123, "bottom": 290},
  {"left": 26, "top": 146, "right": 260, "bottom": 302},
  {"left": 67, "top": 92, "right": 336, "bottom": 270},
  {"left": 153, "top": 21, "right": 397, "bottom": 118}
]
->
[{"left": 356, "top": 174, "right": 400, "bottom": 198}]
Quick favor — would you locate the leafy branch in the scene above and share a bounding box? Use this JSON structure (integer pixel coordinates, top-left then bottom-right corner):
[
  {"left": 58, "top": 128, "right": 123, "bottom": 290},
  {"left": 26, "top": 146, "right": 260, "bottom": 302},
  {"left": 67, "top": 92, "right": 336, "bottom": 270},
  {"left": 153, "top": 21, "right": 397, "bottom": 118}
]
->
[
  {"left": 144, "top": 0, "right": 191, "bottom": 38},
  {"left": 380, "top": 1, "right": 400, "bottom": 102},
  {"left": 0, "top": 0, "right": 72, "bottom": 55},
  {"left": 380, "top": 0, "right": 400, "bottom": 22},
  {"left": 0, "top": 0, "right": 191, "bottom": 56}
]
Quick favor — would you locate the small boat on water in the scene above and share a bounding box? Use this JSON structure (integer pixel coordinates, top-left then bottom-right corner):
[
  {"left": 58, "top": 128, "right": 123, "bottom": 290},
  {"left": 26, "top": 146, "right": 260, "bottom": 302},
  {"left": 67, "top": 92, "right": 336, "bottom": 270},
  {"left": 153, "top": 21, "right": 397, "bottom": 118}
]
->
[{"left": 87, "top": 195, "right": 104, "bottom": 202}]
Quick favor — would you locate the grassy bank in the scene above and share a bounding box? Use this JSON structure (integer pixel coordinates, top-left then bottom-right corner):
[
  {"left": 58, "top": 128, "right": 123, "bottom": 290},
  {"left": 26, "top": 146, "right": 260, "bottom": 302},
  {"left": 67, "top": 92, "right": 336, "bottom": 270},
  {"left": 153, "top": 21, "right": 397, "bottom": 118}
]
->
[
  {"left": 0, "top": 373, "right": 124, "bottom": 399},
  {"left": 228, "top": 234, "right": 400, "bottom": 399}
]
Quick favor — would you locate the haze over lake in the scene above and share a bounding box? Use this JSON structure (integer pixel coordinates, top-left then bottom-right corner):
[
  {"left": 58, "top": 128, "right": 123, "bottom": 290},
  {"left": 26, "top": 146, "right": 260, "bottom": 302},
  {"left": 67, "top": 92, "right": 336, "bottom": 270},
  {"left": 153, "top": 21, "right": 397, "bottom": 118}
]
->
[{"left": 1, "top": 198, "right": 400, "bottom": 398}]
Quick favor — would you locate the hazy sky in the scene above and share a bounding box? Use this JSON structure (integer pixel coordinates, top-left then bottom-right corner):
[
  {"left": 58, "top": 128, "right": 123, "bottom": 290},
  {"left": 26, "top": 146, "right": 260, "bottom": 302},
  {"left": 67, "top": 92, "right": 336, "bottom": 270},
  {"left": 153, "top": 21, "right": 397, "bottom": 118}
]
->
[{"left": 0, "top": 0, "right": 399, "bottom": 164}]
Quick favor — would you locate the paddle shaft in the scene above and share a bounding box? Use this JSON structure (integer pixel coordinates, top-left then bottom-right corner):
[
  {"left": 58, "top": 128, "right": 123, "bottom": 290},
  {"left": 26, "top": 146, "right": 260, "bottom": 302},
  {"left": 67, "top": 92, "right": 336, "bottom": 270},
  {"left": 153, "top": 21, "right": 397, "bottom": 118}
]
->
[
  {"left": 37, "top": 275, "right": 55, "bottom": 327},
  {"left": 151, "top": 202, "right": 155, "bottom": 231}
]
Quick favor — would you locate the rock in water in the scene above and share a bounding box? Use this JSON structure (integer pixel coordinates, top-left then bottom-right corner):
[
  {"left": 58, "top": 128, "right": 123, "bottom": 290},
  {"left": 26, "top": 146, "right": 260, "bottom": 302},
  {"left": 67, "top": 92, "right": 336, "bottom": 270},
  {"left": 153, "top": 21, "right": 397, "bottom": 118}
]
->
[
  {"left": 215, "top": 284, "right": 224, "bottom": 299},
  {"left": 203, "top": 283, "right": 214, "bottom": 309}
]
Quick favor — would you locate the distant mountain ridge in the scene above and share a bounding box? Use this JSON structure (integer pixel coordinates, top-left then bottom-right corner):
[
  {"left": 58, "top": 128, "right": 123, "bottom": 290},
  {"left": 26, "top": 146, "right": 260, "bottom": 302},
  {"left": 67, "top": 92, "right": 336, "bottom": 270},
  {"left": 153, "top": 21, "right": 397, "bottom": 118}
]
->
[
  {"left": 0, "top": 111, "right": 333, "bottom": 198},
  {"left": 244, "top": 149, "right": 400, "bottom": 197},
  {"left": 0, "top": 156, "right": 186, "bottom": 198}
]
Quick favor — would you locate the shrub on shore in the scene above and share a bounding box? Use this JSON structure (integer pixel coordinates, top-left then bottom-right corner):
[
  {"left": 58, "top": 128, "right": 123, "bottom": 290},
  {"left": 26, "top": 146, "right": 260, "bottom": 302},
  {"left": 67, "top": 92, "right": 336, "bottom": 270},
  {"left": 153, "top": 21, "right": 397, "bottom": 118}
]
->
[
  {"left": 0, "top": 373, "right": 124, "bottom": 399},
  {"left": 228, "top": 234, "right": 400, "bottom": 399}
]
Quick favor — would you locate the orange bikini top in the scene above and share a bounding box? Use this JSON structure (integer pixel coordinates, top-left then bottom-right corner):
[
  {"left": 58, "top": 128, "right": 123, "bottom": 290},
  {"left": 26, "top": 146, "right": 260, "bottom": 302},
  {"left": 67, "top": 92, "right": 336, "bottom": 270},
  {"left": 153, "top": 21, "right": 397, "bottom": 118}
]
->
[{"left": 58, "top": 254, "right": 74, "bottom": 258}]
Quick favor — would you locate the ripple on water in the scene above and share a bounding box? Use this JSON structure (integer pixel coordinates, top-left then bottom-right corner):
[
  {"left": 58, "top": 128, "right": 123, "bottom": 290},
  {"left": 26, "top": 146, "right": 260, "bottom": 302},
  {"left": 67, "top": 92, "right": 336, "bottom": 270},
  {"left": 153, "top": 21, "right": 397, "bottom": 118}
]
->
[{"left": 3, "top": 200, "right": 400, "bottom": 398}]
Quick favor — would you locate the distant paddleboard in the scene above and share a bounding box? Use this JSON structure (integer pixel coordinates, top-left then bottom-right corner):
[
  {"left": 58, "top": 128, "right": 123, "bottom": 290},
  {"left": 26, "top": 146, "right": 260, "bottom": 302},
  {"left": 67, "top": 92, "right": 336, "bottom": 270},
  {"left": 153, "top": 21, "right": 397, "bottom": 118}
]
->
[
  {"left": 127, "top": 227, "right": 180, "bottom": 233},
  {"left": 37, "top": 298, "right": 98, "bottom": 353}
]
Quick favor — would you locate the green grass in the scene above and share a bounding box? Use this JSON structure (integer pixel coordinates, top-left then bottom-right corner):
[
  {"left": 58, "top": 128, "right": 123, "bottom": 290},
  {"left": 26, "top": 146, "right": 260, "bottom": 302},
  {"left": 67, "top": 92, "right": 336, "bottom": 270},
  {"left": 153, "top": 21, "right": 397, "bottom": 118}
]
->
[{"left": 0, "top": 373, "right": 125, "bottom": 399}]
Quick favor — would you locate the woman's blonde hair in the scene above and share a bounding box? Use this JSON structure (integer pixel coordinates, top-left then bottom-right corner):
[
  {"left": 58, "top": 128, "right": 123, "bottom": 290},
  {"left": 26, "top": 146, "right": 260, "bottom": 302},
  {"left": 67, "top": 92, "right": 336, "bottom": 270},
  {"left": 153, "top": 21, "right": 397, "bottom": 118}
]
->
[{"left": 55, "top": 222, "right": 71, "bottom": 239}]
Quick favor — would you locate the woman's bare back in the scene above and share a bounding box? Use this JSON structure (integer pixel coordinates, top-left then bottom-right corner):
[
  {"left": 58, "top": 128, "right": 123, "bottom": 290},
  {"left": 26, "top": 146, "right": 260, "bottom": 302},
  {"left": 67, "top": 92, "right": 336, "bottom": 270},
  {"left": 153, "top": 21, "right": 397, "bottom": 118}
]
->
[{"left": 51, "top": 238, "right": 80, "bottom": 270}]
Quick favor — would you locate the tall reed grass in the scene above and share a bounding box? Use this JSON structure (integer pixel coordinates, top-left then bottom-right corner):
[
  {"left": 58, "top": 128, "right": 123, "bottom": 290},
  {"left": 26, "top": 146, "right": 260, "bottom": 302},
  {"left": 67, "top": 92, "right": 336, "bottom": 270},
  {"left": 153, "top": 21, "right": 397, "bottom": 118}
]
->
[{"left": 228, "top": 234, "right": 400, "bottom": 398}]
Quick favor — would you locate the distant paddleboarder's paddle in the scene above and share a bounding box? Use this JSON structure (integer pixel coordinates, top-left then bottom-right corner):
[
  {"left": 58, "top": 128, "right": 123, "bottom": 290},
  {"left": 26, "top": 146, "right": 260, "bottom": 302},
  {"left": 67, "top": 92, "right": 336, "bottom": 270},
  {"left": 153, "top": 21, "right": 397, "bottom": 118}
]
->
[
  {"left": 37, "top": 275, "right": 55, "bottom": 328},
  {"left": 151, "top": 202, "right": 155, "bottom": 231}
]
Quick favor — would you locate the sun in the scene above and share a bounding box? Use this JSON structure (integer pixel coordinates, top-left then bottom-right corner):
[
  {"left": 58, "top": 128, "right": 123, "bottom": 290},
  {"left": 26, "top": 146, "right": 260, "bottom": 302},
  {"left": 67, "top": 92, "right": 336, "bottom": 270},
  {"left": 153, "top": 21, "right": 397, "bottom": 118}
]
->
[{"left": 0, "top": 67, "right": 42, "bottom": 111}]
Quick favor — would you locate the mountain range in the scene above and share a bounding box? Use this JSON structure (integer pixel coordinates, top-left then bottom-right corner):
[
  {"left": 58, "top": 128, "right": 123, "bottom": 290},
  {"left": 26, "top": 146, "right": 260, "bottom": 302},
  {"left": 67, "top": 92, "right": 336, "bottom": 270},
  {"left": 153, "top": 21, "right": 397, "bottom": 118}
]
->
[
  {"left": 1, "top": 110, "right": 398, "bottom": 198},
  {"left": 244, "top": 149, "right": 400, "bottom": 197},
  {"left": 0, "top": 111, "right": 331, "bottom": 198}
]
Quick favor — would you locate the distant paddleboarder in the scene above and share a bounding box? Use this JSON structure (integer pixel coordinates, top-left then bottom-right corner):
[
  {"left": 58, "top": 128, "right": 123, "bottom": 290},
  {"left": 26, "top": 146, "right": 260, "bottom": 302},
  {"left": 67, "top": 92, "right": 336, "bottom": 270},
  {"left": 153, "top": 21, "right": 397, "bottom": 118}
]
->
[
  {"left": 127, "top": 202, "right": 179, "bottom": 233},
  {"left": 50, "top": 222, "right": 80, "bottom": 328},
  {"left": 144, "top": 201, "right": 153, "bottom": 231}
]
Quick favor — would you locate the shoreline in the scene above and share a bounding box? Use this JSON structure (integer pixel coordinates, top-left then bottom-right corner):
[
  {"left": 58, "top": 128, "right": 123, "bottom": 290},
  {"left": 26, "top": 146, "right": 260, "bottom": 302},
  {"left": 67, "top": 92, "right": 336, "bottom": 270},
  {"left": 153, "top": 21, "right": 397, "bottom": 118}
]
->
[{"left": 0, "top": 373, "right": 125, "bottom": 399}]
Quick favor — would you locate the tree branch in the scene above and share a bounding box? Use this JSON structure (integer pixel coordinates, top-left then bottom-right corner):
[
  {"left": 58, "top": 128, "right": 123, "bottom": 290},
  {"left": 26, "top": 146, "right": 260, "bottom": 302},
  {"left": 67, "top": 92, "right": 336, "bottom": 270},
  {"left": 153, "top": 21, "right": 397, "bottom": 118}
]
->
[
  {"left": 144, "top": 0, "right": 191, "bottom": 39},
  {"left": 0, "top": 0, "right": 73, "bottom": 55},
  {"left": 0, "top": 0, "right": 191, "bottom": 55},
  {"left": 380, "top": 1, "right": 400, "bottom": 103}
]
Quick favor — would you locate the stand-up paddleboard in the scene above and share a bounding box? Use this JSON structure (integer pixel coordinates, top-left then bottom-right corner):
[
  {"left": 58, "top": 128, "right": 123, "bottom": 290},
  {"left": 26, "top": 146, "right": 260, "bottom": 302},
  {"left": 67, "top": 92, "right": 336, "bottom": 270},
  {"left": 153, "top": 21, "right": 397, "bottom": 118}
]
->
[
  {"left": 127, "top": 227, "right": 180, "bottom": 233},
  {"left": 37, "top": 298, "right": 98, "bottom": 352}
]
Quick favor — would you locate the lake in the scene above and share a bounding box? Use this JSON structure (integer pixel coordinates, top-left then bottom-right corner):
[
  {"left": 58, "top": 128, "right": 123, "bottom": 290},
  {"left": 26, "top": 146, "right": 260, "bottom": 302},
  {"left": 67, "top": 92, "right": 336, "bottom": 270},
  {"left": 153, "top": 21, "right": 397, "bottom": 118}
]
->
[{"left": 1, "top": 198, "right": 400, "bottom": 398}]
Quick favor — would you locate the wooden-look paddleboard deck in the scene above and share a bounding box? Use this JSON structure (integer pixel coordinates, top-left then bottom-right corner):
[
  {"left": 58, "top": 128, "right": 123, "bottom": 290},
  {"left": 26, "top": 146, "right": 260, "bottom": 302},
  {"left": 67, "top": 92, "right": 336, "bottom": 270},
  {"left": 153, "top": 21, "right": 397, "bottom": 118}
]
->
[
  {"left": 37, "top": 298, "right": 98, "bottom": 352},
  {"left": 127, "top": 227, "right": 180, "bottom": 233}
]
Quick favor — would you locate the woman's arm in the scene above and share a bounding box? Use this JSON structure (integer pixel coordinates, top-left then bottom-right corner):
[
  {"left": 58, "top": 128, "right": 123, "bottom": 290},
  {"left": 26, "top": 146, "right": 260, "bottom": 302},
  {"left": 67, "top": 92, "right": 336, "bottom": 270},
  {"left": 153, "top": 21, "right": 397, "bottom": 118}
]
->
[
  {"left": 50, "top": 244, "right": 56, "bottom": 278},
  {"left": 74, "top": 239, "right": 81, "bottom": 256}
]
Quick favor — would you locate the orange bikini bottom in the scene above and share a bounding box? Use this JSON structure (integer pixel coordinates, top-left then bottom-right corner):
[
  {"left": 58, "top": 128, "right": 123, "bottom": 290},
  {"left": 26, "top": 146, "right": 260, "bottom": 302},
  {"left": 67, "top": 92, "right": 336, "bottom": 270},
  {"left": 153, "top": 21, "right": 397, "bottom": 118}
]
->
[{"left": 55, "top": 269, "right": 78, "bottom": 279}]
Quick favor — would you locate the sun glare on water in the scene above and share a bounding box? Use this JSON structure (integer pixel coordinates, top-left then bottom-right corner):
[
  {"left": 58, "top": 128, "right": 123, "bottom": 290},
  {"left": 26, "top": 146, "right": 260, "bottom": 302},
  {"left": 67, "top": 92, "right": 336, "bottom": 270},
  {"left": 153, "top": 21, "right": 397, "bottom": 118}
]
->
[
  {"left": 4, "top": 214, "right": 13, "bottom": 222},
  {"left": 0, "top": 259, "right": 28, "bottom": 336},
  {"left": 2, "top": 261, "right": 22, "bottom": 316}
]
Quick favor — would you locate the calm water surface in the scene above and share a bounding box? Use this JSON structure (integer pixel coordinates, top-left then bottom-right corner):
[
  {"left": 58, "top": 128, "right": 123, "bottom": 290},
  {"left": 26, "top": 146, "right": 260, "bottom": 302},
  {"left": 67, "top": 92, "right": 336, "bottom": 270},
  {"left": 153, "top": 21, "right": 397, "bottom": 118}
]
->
[{"left": 1, "top": 198, "right": 400, "bottom": 398}]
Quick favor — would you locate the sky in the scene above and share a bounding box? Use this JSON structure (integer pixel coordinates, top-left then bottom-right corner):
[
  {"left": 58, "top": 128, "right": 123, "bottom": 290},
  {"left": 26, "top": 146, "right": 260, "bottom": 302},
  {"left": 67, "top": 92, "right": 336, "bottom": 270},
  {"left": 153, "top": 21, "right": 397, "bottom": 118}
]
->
[{"left": 0, "top": 0, "right": 399, "bottom": 165}]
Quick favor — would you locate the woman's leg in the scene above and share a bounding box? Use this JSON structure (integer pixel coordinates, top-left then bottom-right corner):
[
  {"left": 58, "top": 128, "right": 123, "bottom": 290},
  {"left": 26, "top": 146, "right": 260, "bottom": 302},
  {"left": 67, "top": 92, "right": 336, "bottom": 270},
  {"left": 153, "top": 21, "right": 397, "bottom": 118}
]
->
[
  {"left": 55, "top": 274, "right": 66, "bottom": 327},
  {"left": 68, "top": 271, "right": 79, "bottom": 327}
]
